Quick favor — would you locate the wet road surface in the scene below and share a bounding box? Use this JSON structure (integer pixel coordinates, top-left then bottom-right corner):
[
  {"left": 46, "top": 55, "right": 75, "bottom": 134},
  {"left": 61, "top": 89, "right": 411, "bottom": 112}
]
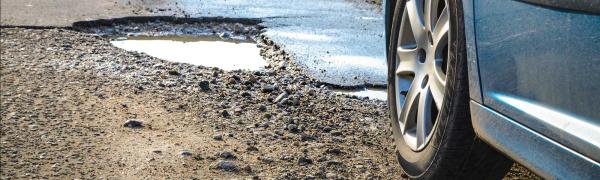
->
[{"left": 1, "top": 0, "right": 387, "bottom": 87}]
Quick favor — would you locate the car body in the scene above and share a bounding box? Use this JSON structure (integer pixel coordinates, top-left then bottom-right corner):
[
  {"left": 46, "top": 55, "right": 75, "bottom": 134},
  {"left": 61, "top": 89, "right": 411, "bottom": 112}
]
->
[{"left": 385, "top": 0, "right": 600, "bottom": 178}]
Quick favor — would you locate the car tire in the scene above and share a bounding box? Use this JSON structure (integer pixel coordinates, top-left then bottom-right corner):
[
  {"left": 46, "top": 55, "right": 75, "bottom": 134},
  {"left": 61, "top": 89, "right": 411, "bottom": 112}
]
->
[{"left": 386, "top": 0, "right": 514, "bottom": 179}]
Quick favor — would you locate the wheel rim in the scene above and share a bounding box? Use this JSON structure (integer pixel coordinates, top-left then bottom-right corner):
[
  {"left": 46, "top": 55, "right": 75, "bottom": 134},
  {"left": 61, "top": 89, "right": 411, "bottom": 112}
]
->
[{"left": 395, "top": 0, "right": 449, "bottom": 151}]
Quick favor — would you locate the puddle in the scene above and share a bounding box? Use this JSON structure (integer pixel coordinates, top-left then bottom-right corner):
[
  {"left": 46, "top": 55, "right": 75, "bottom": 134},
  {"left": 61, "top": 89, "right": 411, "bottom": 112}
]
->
[
  {"left": 333, "top": 87, "right": 388, "bottom": 100},
  {"left": 110, "top": 35, "right": 267, "bottom": 71}
]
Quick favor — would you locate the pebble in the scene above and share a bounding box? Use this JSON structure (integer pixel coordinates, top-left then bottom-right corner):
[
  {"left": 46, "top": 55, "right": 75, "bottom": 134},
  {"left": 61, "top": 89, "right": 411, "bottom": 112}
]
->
[
  {"left": 179, "top": 150, "right": 192, "bottom": 156},
  {"left": 323, "top": 126, "right": 332, "bottom": 132},
  {"left": 259, "top": 156, "right": 274, "bottom": 164},
  {"left": 297, "top": 156, "right": 313, "bottom": 166},
  {"left": 199, "top": 80, "right": 210, "bottom": 91},
  {"left": 221, "top": 110, "right": 230, "bottom": 117},
  {"left": 123, "top": 119, "right": 143, "bottom": 128},
  {"left": 152, "top": 63, "right": 165, "bottom": 69},
  {"left": 168, "top": 70, "right": 181, "bottom": 76},
  {"left": 258, "top": 105, "right": 267, "bottom": 112},
  {"left": 287, "top": 124, "right": 299, "bottom": 133},
  {"left": 261, "top": 85, "right": 275, "bottom": 93},
  {"left": 263, "top": 113, "right": 272, "bottom": 119},
  {"left": 326, "top": 148, "right": 343, "bottom": 155},
  {"left": 215, "top": 160, "right": 238, "bottom": 172},
  {"left": 213, "top": 134, "right": 223, "bottom": 141},
  {"left": 274, "top": 92, "right": 289, "bottom": 103},
  {"left": 218, "top": 151, "right": 236, "bottom": 159}
]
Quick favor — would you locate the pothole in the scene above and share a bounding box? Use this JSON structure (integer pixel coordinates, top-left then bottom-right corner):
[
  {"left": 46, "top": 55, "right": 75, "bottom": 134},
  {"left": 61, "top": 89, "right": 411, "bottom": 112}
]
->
[
  {"left": 333, "top": 87, "right": 387, "bottom": 100},
  {"left": 74, "top": 17, "right": 269, "bottom": 71}
]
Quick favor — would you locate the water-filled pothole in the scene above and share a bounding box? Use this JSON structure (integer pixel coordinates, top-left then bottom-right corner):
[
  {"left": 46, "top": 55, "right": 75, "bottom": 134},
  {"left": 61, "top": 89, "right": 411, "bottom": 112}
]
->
[
  {"left": 333, "top": 87, "right": 387, "bottom": 100},
  {"left": 111, "top": 35, "right": 267, "bottom": 71}
]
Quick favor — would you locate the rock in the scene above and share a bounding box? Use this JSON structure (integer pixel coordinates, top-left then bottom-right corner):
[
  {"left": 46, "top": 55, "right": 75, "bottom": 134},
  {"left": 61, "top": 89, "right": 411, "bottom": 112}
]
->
[
  {"left": 231, "top": 74, "right": 241, "bottom": 81},
  {"left": 243, "top": 80, "right": 254, "bottom": 86},
  {"left": 241, "top": 92, "right": 252, "bottom": 98},
  {"left": 218, "top": 151, "right": 236, "bottom": 159},
  {"left": 326, "top": 148, "right": 343, "bottom": 155},
  {"left": 123, "top": 119, "right": 143, "bottom": 128},
  {"left": 215, "top": 160, "right": 238, "bottom": 172},
  {"left": 199, "top": 80, "right": 210, "bottom": 91},
  {"left": 259, "top": 156, "right": 274, "bottom": 164},
  {"left": 274, "top": 130, "right": 284, "bottom": 136},
  {"left": 287, "top": 124, "right": 299, "bottom": 133},
  {"left": 152, "top": 150, "right": 162, "bottom": 154},
  {"left": 194, "top": 154, "right": 205, "bottom": 161},
  {"left": 242, "top": 165, "right": 252, "bottom": 173},
  {"left": 277, "top": 98, "right": 289, "bottom": 106},
  {"left": 297, "top": 156, "right": 313, "bottom": 166},
  {"left": 323, "top": 126, "right": 332, "bottom": 133},
  {"left": 228, "top": 77, "right": 237, "bottom": 84},
  {"left": 179, "top": 150, "right": 192, "bottom": 156},
  {"left": 153, "top": 63, "right": 165, "bottom": 69},
  {"left": 213, "top": 134, "right": 223, "bottom": 141},
  {"left": 274, "top": 92, "right": 289, "bottom": 103},
  {"left": 301, "top": 134, "right": 315, "bottom": 141},
  {"left": 234, "top": 107, "right": 244, "bottom": 115},
  {"left": 263, "top": 113, "right": 272, "bottom": 119},
  {"left": 307, "top": 89, "right": 316, "bottom": 96},
  {"left": 261, "top": 85, "right": 275, "bottom": 93},
  {"left": 221, "top": 110, "right": 230, "bottom": 118},
  {"left": 261, "top": 121, "right": 270, "bottom": 128},
  {"left": 258, "top": 105, "right": 267, "bottom": 112},
  {"left": 168, "top": 70, "right": 181, "bottom": 76}
]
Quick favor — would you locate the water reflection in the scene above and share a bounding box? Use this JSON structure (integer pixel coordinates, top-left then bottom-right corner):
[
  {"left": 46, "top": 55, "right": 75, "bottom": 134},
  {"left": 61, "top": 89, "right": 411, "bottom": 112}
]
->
[
  {"left": 334, "top": 87, "right": 387, "bottom": 100},
  {"left": 111, "top": 35, "right": 267, "bottom": 71}
]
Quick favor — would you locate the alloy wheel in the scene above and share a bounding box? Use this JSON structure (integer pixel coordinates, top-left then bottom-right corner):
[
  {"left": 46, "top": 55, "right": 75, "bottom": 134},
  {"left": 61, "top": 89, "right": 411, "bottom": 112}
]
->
[{"left": 395, "top": 0, "right": 449, "bottom": 151}]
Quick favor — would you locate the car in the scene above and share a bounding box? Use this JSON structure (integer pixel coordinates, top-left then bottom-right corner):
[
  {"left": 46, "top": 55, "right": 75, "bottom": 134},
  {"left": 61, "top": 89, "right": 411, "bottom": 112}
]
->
[{"left": 383, "top": 0, "right": 600, "bottom": 179}]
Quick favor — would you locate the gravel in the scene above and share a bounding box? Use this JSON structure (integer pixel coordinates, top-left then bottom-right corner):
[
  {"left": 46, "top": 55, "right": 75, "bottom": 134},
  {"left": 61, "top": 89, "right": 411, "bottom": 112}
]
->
[{"left": 0, "top": 28, "right": 538, "bottom": 179}]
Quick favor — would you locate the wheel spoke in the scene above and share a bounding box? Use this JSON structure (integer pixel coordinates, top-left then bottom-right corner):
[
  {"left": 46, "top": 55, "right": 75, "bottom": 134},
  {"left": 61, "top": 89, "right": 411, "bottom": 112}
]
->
[
  {"left": 397, "top": 78, "right": 421, "bottom": 132},
  {"left": 432, "top": 6, "right": 449, "bottom": 45},
  {"left": 396, "top": 48, "right": 418, "bottom": 75},
  {"left": 405, "top": 0, "right": 426, "bottom": 45},
  {"left": 423, "top": 0, "right": 440, "bottom": 31},
  {"left": 416, "top": 88, "right": 433, "bottom": 146}
]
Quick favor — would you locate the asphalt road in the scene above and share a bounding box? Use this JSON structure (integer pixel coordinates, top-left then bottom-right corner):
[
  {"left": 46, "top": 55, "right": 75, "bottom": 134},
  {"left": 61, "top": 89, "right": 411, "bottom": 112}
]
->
[{"left": 1, "top": 0, "right": 387, "bottom": 87}]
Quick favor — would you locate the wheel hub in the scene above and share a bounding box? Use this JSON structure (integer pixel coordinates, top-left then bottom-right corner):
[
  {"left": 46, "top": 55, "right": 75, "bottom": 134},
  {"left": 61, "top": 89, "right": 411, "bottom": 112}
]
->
[{"left": 395, "top": 0, "right": 449, "bottom": 151}]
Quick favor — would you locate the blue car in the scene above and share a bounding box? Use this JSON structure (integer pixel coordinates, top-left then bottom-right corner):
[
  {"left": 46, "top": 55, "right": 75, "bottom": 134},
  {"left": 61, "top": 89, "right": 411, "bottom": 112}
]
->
[{"left": 384, "top": 0, "right": 600, "bottom": 178}]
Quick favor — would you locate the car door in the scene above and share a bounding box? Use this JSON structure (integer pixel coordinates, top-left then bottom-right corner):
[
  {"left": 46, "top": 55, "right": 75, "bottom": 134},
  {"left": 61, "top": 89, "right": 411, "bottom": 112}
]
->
[{"left": 473, "top": 0, "right": 600, "bottom": 163}]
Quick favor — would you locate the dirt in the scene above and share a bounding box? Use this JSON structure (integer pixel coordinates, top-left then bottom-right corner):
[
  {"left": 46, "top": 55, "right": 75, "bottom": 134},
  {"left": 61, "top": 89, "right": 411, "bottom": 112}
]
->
[{"left": 0, "top": 28, "right": 538, "bottom": 179}]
